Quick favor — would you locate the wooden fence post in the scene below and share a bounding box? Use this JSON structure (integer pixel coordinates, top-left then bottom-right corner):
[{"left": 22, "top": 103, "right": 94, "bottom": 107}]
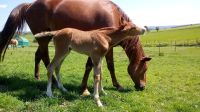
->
[
  {"left": 174, "top": 41, "right": 176, "bottom": 52},
  {"left": 158, "top": 42, "right": 161, "bottom": 56}
]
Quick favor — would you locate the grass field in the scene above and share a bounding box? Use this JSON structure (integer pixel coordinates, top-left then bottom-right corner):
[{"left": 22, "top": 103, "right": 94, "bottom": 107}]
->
[
  {"left": 141, "top": 25, "right": 200, "bottom": 47},
  {"left": 0, "top": 26, "right": 200, "bottom": 111}
]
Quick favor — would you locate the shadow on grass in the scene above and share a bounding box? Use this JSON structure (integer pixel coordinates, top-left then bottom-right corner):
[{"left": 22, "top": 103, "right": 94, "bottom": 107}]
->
[
  {"left": 0, "top": 74, "right": 81, "bottom": 102},
  {"left": 104, "top": 86, "right": 133, "bottom": 93}
]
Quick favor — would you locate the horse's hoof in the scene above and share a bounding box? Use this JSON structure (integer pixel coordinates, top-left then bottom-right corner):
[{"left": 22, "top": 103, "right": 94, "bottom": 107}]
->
[
  {"left": 117, "top": 86, "right": 124, "bottom": 91},
  {"left": 35, "top": 76, "right": 40, "bottom": 80},
  {"left": 81, "top": 89, "right": 91, "bottom": 96}
]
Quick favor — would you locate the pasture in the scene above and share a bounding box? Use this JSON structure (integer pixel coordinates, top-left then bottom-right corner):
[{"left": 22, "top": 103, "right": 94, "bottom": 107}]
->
[{"left": 0, "top": 26, "right": 200, "bottom": 112}]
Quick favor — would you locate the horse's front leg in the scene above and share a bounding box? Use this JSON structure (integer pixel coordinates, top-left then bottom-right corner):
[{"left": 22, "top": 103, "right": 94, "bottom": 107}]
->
[
  {"left": 93, "top": 57, "right": 103, "bottom": 107},
  {"left": 105, "top": 48, "right": 124, "bottom": 91},
  {"left": 81, "top": 57, "right": 93, "bottom": 96}
]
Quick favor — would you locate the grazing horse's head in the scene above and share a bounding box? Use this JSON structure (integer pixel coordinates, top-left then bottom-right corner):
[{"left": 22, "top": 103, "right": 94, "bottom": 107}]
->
[
  {"left": 120, "top": 36, "right": 151, "bottom": 90},
  {"left": 109, "top": 1, "right": 151, "bottom": 90}
]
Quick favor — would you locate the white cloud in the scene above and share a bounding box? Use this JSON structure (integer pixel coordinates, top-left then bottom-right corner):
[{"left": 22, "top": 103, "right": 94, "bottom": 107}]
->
[{"left": 0, "top": 4, "right": 8, "bottom": 8}]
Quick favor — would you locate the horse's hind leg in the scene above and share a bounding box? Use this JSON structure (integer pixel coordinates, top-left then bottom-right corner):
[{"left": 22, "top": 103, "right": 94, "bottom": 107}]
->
[
  {"left": 34, "top": 47, "right": 41, "bottom": 79},
  {"left": 105, "top": 48, "right": 124, "bottom": 91},
  {"left": 36, "top": 37, "right": 57, "bottom": 83}
]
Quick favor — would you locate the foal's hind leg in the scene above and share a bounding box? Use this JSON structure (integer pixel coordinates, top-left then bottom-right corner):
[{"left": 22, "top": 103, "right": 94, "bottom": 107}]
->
[
  {"left": 46, "top": 42, "right": 70, "bottom": 97},
  {"left": 46, "top": 61, "right": 56, "bottom": 97},
  {"left": 55, "top": 55, "right": 69, "bottom": 93}
]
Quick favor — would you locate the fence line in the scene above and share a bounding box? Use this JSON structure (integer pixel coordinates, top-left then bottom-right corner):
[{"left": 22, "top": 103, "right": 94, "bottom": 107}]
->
[
  {"left": 142, "top": 39, "right": 200, "bottom": 56},
  {"left": 143, "top": 39, "right": 200, "bottom": 47}
]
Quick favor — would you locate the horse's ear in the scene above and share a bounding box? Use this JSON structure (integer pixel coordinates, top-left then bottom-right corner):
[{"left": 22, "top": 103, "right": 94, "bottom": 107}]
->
[{"left": 141, "top": 56, "right": 151, "bottom": 62}]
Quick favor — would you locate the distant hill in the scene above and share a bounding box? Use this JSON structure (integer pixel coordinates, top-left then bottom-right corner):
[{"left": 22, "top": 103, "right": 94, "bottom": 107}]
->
[
  {"left": 141, "top": 24, "right": 200, "bottom": 43},
  {"left": 145, "top": 23, "right": 200, "bottom": 31}
]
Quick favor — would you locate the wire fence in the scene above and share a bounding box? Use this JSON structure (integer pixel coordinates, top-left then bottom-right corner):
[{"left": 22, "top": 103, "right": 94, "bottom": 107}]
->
[{"left": 142, "top": 39, "right": 200, "bottom": 56}]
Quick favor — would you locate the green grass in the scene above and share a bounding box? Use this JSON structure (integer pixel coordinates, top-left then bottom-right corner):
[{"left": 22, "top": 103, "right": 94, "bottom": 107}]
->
[
  {"left": 0, "top": 26, "right": 200, "bottom": 111},
  {"left": 0, "top": 46, "right": 200, "bottom": 112},
  {"left": 141, "top": 25, "right": 200, "bottom": 47}
]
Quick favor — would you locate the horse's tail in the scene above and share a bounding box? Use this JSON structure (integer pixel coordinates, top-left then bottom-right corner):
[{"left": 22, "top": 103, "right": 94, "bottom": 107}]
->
[
  {"left": 0, "top": 3, "right": 30, "bottom": 61},
  {"left": 34, "top": 31, "right": 57, "bottom": 39}
]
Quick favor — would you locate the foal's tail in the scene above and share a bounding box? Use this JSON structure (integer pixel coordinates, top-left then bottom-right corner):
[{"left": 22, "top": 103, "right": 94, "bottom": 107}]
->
[
  {"left": 34, "top": 31, "right": 57, "bottom": 39},
  {"left": 0, "top": 3, "right": 30, "bottom": 61}
]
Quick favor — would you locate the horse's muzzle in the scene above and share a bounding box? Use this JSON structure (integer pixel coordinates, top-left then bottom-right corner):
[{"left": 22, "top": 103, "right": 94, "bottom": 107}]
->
[{"left": 135, "top": 84, "right": 145, "bottom": 91}]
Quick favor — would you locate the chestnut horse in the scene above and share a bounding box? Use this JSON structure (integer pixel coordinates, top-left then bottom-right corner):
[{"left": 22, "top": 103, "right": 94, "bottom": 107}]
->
[
  {"left": 35, "top": 23, "right": 145, "bottom": 106},
  {"left": 0, "top": 0, "right": 151, "bottom": 93}
]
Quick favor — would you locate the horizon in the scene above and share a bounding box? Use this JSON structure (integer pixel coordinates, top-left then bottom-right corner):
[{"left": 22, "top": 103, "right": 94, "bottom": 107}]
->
[{"left": 1, "top": 0, "right": 200, "bottom": 31}]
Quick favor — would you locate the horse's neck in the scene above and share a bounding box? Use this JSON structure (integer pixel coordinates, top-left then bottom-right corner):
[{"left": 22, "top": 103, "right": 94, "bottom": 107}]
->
[{"left": 120, "top": 37, "right": 144, "bottom": 64}]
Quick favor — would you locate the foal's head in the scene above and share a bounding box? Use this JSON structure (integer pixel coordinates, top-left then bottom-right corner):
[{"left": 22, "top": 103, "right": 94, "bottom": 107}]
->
[{"left": 120, "top": 22, "right": 146, "bottom": 37}]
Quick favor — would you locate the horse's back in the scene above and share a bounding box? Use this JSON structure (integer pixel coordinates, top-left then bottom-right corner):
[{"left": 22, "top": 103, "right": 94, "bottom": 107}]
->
[{"left": 26, "top": 0, "right": 119, "bottom": 32}]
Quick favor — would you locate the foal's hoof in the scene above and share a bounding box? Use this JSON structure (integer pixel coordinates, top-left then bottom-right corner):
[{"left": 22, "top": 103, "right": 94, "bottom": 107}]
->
[
  {"left": 100, "top": 90, "right": 107, "bottom": 96},
  {"left": 96, "top": 100, "right": 103, "bottom": 107},
  {"left": 81, "top": 89, "right": 91, "bottom": 96},
  {"left": 46, "top": 92, "right": 54, "bottom": 98},
  {"left": 62, "top": 88, "right": 68, "bottom": 93}
]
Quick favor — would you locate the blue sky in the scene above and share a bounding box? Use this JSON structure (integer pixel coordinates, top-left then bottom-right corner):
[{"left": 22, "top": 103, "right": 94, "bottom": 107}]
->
[{"left": 0, "top": 0, "right": 200, "bottom": 31}]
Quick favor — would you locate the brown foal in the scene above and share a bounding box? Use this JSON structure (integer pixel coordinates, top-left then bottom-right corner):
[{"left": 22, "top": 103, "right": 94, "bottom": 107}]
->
[{"left": 35, "top": 23, "right": 145, "bottom": 107}]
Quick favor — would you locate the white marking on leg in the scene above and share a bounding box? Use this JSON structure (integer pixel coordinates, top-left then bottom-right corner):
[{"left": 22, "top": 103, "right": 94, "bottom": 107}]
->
[
  {"left": 46, "top": 80, "right": 53, "bottom": 97},
  {"left": 98, "top": 65, "right": 107, "bottom": 95},
  {"left": 92, "top": 57, "right": 103, "bottom": 107},
  {"left": 46, "top": 66, "right": 54, "bottom": 97},
  {"left": 55, "top": 58, "right": 68, "bottom": 93}
]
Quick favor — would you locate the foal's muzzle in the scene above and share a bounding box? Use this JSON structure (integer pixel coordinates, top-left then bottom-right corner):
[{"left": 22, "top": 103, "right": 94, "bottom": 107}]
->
[{"left": 141, "top": 28, "right": 146, "bottom": 35}]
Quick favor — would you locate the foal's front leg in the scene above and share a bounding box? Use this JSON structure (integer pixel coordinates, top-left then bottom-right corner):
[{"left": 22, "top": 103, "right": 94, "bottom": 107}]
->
[{"left": 93, "top": 57, "right": 103, "bottom": 107}]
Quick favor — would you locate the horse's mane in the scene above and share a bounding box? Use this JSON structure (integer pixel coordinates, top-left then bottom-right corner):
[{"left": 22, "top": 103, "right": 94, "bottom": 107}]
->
[
  {"left": 120, "top": 36, "right": 145, "bottom": 64},
  {"left": 108, "top": 1, "right": 145, "bottom": 63},
  {"left": 108, "top": 1, "right": 132, "bottom": 23}
]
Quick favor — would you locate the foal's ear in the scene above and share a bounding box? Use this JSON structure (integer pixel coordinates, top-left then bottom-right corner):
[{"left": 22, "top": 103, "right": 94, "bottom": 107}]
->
[
  {"left": 121, "top": 22, "right": 135, "bottom": 31},
  {"left": 141, "top": 56, "right": 152, "bottom": 62},
  {"left": 98, "top": 27, "right": 119, "bottom": 34}
]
